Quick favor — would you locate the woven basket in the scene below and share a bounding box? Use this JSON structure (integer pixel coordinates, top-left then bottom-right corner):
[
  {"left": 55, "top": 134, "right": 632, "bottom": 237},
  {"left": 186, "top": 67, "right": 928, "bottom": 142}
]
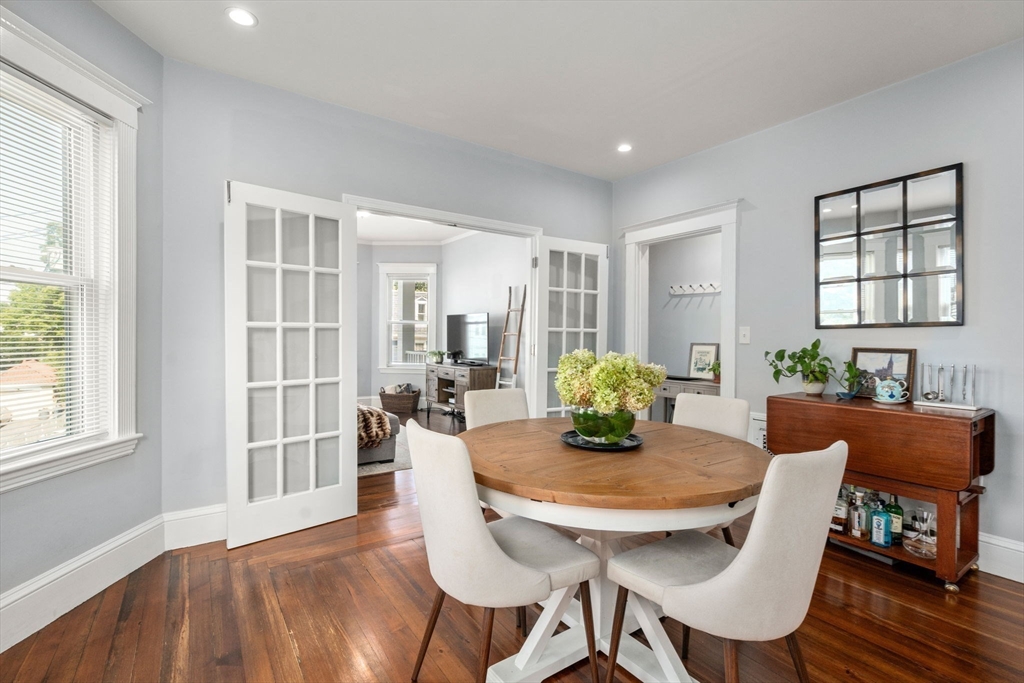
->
[{"left": 379, "top": 389, "right": 420, "bottom": 414}]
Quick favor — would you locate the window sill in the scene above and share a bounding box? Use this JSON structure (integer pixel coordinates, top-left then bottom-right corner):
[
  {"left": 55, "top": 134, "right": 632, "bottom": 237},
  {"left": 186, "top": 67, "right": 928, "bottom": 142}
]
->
[
  {"left": 379, "top": 365, "right": 426, "bottom": 375},
  {"left": 0, "top": 433, "right": 142, "bottom": 494}
]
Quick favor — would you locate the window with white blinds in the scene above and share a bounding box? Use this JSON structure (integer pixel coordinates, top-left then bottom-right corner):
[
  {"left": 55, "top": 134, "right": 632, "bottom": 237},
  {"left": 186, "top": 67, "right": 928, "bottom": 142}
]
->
[{"left": 0, "top": 68, "right": 115, "bottom": 456}]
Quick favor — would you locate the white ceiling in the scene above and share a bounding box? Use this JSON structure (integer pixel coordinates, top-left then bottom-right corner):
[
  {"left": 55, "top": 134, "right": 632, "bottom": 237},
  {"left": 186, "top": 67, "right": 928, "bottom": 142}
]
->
[
  {"left": 357, "top": 211, "right": 473, "bottom": 245},
  {"left": 95, "top": 1, "right": 1023, "bottom": 181}
]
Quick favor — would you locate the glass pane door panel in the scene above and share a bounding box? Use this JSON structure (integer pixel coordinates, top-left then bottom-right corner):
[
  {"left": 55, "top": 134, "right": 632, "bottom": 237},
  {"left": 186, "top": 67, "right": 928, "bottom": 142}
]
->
[
  {"left": 283, "top": 442, "right": 310, "bottom": 495},
  {"left": 248, "top": 387, "right": 277, "bottom": 443},
  {"left": 314, "top": 217, "right": 339, "bottom": 268},
  {"left": 247, "top": 205, "right": 276, "bottom": 263},
  {"left": 316, "top": 329, "right": 340, "bottom": 378},
  {"left": 860, "top": 182, "right": 903, "bottom": 231},
  {"left": 283, "top": 329, "right": 309, "bottom": 380},
  {"left": 584, "top": 255, "right": 599, "bottom": 291},
  {"left": 315, "top": 273, "right": 340, "bottom": 323},
  {"left": 547, "top": 331, "right": 562, "bottom": 369},
  {"left": 549, "top": 251, "right": 565, "bottom": 288},
  {"left": 819, "top": 193, "right": 857, "bottom": 238},
  {"left": 819, "top": 238, "right": 857, "bottom": 281},
  {"left": 548, "top": 290, "right": 564, "bottom": 328},
  {"left": 819, "top": 282, "right": 857, "bottom": 326},
  {"left": 316, "top": 437, "right": 340, "bottom": 488},
  {"left": 248, "top": 328, "right": 276, "bottom": 382},
  {"left": 565, "top": 331, "right": 580, "bottom": 353},
  {"left": 282, "top": 270, "right": 310, "bottom": 322},
  {"left": 583, "top": 332, "right": 597, "bottom": 353},
  {"left": 283, "top": 385, "right": 310, "bottom": 438},
  {"left": 861, "top": 231, "right": 903, "bottom": 278},
  {"left": 316, "top": 383, "right": 340, "bottom": 433},
  {"left": 908, "top": 170, "right": 956, "bottom": 224},
  {"left": 908, "top": 222, "right": 956, "bottom": 273},
  {"left": 248, "top": 446, "right": 277, "bottom": 502},
  {"left": 567, "top": 252, "right": 582, "bottom": 289},
  {"left": 281, "top": 211, "right": 310, "bottom": 265},
  {"left": 861, "top": 279, "right": 904, "bottom": 324},
  {"left": 247, "top": 268, "right": 276, "bottom": 322},
  {"left": 566, "top": 292, "right": 581, "bottom": 328},
  {"left": 583, "top": 293, "right": 597, "bottom": 329},
  {"left": 547, "top": 371, "right": 561, "bottom": 410}
]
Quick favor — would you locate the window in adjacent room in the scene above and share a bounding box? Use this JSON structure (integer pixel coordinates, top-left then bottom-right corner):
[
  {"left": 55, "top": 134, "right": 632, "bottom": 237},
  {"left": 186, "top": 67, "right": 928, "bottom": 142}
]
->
[{"left": 378, "top": 263, "right": 436, "bottom": 370}]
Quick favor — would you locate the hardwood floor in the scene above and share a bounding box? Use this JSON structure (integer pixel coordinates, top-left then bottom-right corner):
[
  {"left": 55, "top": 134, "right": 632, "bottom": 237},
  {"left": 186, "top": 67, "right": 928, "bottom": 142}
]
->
[{"left": 2, "top": 466, "right": 1022, "bottom": 682}]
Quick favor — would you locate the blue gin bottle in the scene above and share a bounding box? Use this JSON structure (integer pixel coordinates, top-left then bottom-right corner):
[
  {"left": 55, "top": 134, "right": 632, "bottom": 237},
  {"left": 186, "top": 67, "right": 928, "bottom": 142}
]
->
[{"left": 870, "top": 507, "right": 892, "bottom": 548}]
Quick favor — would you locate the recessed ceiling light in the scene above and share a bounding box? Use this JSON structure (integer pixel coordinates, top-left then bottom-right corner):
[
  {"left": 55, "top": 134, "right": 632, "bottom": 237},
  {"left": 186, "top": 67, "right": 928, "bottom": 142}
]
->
[
  {"left": 357, "top": 210, "right": 370, "bottom": 218},
  {"left": 617, "top": 143, "right": 632, "bottom": 153},
  {"left": 822, "top": 208, "right": 833, "bottom": 213},
  {"left": 226, "top": 7, "right": 258, "bottom": 27}
]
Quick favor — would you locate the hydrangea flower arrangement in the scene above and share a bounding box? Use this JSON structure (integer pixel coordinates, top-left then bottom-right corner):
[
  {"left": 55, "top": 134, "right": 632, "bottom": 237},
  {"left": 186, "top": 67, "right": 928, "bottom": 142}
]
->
[{"left": 555, "top": 350, "right": 667, "bottom": 414}]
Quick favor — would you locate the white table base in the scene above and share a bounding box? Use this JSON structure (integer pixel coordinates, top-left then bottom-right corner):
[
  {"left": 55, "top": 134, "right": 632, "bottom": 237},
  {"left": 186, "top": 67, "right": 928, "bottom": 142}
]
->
[{"left": 477, "top": 488, "right": 759, "bottom": 683}]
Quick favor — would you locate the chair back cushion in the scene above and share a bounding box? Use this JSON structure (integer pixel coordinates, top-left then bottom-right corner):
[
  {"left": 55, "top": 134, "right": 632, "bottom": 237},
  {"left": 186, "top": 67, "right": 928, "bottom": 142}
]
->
[
  {"left": 672, "top": 394, "right": 750, "bottom": 441},
  {"left": 405, "top": 421, "right": 550, "bottom": 607},
  {"left": 464, "top": 388, "right": 530, "bottom": 430},
  {"left": 662, "top": 441, "right": 847, "bottom": 641}
]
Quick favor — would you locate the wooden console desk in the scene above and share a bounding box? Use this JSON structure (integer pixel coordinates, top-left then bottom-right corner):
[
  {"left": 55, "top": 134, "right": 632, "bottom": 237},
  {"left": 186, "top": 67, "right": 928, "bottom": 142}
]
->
[
  {"left": 655, "top": 376, "right": 720, "bottom": 422},
  {"left": 767, "top": 393, "right": 995, "bottom": 592},
  {"left": 425, "top": 362, "right": 497, "bottom": 419}
]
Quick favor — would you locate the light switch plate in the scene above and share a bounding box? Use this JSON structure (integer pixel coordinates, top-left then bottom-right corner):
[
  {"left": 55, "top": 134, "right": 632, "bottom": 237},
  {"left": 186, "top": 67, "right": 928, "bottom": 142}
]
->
[{"left": 739, "top": 327, "right": 751, "bottom": 344}]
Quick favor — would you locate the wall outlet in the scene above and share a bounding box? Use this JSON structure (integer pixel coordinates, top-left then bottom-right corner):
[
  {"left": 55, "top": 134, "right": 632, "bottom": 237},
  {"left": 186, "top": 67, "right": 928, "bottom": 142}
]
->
[{"left": 739, "top": 326, "right": 751, "bottom": 344}]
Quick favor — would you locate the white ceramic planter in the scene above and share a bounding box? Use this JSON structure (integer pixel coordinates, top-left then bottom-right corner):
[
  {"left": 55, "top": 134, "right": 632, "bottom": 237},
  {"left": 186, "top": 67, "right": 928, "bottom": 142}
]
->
[{"left": 802, "top": 380, "right": 826, "bottom": 395}]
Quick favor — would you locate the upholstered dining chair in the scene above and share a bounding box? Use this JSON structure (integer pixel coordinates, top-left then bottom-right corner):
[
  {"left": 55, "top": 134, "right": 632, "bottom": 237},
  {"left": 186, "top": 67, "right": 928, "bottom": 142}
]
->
[
  {"left": 464, "top": 388, "right": 530, "bottom": 429},
  {"left": 672, "top": 393, "right": 751, "bottom": 546},
  {"left": 406, "top": 421, "right": 601, "bottom": 683},
  {"left": 603, "top": 441, "right": 848, "bottom": 683}
]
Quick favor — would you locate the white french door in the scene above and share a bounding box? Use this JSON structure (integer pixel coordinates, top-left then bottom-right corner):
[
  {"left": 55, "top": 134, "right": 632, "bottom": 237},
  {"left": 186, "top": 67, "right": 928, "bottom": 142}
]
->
[
  {"left": 533, "top": 236, "right": 609, "bottom": 417},
  {"left": 224, "top": 182, "right": 357, "bottom": 548}
]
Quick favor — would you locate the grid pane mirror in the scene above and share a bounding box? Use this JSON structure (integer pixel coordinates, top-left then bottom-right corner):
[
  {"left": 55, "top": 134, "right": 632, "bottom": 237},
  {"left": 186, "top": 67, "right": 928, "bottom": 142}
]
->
[{"left": 815, "top": 163, "right": 963, "bottom": 328}]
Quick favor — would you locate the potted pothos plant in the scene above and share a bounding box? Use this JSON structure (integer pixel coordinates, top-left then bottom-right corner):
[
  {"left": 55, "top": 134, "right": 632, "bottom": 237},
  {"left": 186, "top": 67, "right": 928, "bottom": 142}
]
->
[
  {"left": 764, "top": 339, "right": 835, "bottom": 395},
  {"left": 709, "top": 360, "right": 722, "bottom": 385}
]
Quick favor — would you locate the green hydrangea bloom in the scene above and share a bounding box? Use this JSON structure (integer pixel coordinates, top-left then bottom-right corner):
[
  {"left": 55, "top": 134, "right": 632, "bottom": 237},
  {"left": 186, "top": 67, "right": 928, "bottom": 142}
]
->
[{"left": 555, "top": 349, "right": 666, "bottom": 413}]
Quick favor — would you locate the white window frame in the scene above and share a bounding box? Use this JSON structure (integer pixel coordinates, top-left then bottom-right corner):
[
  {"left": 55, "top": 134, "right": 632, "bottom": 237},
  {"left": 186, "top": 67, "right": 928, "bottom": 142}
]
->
[
  {"left": 0, "top": 8, "right": 149, "bottom": 492},
  {"left": 377, "top": 263, "right": 436, "bottom": 374}
]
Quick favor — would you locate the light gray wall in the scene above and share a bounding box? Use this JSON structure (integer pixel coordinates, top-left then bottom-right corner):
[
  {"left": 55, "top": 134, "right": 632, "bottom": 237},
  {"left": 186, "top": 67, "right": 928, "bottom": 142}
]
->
[
  {"left": 648, "top": 233, "right": 722, "bottom": 377},
  {"left": 161, "top": 58, "right": 612, "bottom": 513},
  {"left": 612, "top": 40, "right": 1024, "bottom": 543},
  {"left": 365, "top": 245, "right": 443, "bottom": 397},
  {"left": 0, "top": 0, "right": 164, "bottom": 593},
  {"left": 356, "top": 243, "right": 373, "bottom": 396},
  {"left": 441, "top": 232, "right": 532, "bottom": 387}
]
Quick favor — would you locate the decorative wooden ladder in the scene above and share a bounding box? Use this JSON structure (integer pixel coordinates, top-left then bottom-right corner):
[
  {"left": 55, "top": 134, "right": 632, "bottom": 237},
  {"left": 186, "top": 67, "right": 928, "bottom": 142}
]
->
[{"left": 495, "top": 286, "right": 526, "bottom": 389}]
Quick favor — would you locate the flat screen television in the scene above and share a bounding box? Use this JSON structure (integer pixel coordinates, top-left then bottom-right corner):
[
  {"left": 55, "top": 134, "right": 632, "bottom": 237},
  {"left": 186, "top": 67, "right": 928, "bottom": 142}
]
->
[{"left": 447, "top": 313, "right": 489, "bottom": 364}]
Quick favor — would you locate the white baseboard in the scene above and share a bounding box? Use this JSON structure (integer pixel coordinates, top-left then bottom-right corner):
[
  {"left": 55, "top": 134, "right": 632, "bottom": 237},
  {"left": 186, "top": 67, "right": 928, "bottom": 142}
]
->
[
  {"left": 979, "top": 533, "right": 1024, "bottom": 583},
  {"left": 0, "top": 514, "right": 164, "bottom": 652},
  {"left": 0, "top": 503, "right": 230, "bottom": 653},
  {"left": 163, "top": 503, "right": 227, "bottom": 551}
]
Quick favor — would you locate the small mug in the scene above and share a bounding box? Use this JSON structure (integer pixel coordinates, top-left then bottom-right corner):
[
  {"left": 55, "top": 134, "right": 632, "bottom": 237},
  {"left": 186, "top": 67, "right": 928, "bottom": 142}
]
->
[{"left": 876, "top": 379, "right": 909, "bottom": 402}]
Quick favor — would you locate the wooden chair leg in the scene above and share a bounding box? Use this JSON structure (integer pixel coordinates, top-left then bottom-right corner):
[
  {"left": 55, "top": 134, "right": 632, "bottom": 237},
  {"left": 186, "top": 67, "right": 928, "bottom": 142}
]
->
[
  {"left": 680, "top": 624, "right": 691, "bottom": 659},
  {"left": 603, "top": 586, "right": 630, "bottom": 683},
  {"left": 785, "top": 632, "right": 810, "bottom": 683},
  {"left": 721, "top": 525, "right": 736, "bottom": 547},
  {"left": 412, "top": 588, "right": 446, "bottom": 682},
  {"left": 515, "top": 605, "right": 522, "bottom": 629},
  {"left": 578, "top": 582, "right": 599, "bottom": 683},
  {"left": 476, "top": 607, "right": 496, "bottom": 683},
  {"left": 723, "top": 638, "right": 740, "bottom": 683},
  {"left": 518, "top": 605, "right": 529, "bottom": 637}
]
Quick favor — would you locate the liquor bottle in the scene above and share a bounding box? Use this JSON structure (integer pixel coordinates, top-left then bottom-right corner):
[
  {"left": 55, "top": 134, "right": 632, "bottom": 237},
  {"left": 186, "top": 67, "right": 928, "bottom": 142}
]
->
[
  {"left": 870, "top": 506, "right": 892, "bottom": 548},
  {"left": 848, "top": 491, "right": 868, "bottom": 539},
  {"left": 884, "top": 494, "right": 904, "bottom": 546},
  {"left": 831, "top": 486, "right": 849, "bottom": 534}
]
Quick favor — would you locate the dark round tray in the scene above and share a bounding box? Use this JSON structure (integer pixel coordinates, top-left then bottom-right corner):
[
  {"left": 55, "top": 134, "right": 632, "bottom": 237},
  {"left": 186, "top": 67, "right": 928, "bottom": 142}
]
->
[{"left": 560, "top": 430, "right": 644, "bottom": 452}]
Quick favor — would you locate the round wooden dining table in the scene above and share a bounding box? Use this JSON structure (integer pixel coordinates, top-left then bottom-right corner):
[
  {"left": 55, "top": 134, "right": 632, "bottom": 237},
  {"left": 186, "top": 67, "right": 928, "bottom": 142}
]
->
[{"left": 459, "top": 417, "right": 771, "bottom": 683}]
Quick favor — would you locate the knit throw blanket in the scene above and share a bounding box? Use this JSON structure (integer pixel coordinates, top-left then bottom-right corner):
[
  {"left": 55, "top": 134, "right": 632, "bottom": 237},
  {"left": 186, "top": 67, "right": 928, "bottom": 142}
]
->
[{"left": 357, "top": 404, "right": 392, "bottom": 450}]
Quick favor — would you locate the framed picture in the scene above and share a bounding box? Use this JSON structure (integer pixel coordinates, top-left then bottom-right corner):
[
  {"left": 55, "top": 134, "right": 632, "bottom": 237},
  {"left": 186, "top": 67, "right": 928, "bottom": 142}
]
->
[
  {"left": 851, "top": 347, "right": 916, "bottom": 398},
  {"left": 688, "top": 343, "right": 719, "bottom": 379}
]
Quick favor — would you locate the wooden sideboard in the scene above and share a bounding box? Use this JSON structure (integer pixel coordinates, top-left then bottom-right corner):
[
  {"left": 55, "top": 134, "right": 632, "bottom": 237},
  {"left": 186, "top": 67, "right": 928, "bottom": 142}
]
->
[
  {"left": 767, "top": 393, "right": 995, "bottom": 592},
  {"left": 655, "top": 376, "right": 720, "bottom": 422},
  {"left": 425, "top": 362, "right": 497, "bottom": 420}
]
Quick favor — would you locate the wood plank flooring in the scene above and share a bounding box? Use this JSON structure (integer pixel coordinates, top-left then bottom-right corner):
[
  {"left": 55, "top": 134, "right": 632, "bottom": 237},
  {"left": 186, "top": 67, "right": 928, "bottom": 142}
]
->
[{"left": 2, "top": 418, "right": 1022, "bottom": 682}]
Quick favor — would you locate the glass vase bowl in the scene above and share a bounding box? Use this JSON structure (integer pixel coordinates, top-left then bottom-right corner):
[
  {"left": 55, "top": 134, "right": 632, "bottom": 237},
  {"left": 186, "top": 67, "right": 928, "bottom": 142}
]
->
[{"left": 570, "top": 407, "right": 636, "bottom": 444}]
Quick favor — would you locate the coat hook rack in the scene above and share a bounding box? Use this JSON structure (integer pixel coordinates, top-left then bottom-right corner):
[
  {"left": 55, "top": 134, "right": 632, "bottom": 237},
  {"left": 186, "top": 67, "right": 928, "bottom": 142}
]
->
[{"left": 669, "top": 282, "right": 721, "bottom": 296}]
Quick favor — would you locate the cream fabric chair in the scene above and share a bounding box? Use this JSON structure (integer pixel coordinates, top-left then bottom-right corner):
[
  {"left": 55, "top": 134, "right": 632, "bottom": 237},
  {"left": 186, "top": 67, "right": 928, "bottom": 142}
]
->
[
  {"left": 603, "top": 441, "right": 848, "bottom": 683},
  {"left": 672, "top": 393, "right": 750, "bottom": 546},
  {"left": 464, "top": 388, "right": 530, "bottom": 430},
  {"left": 406, "top": 421, "right": 601, "bottom": 683}
]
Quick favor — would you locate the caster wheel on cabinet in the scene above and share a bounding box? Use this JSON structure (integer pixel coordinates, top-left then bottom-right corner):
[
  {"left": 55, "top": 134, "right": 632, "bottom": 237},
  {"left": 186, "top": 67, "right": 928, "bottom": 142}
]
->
[
  {"left": 971, "top": 563, "right": 980, "bottom": 571},
  {"left": 944, "top": 582, "right": 960, "bottom": 593}
]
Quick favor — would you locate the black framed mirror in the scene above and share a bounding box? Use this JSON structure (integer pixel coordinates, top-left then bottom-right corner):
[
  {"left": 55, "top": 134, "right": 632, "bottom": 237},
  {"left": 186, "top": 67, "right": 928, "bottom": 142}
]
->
[{"left": 815, "top": 163, "right": 963, "bottom": 328}]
